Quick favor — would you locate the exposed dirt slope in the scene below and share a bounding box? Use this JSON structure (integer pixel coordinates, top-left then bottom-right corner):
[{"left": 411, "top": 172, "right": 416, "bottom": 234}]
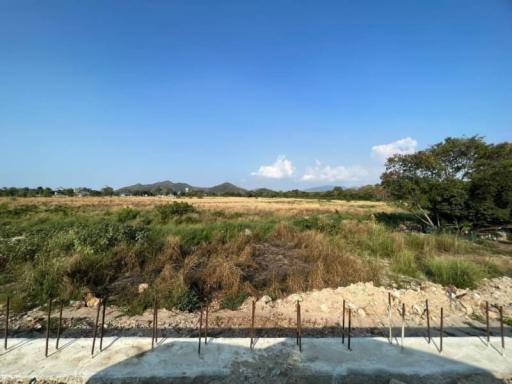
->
[{"left": 7, "top": 277, "right": 511, "bottom": 338}]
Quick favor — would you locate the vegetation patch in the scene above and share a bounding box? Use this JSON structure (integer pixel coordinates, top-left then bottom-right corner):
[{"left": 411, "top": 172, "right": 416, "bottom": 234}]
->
[{"left": 424, "top": 258, "right": 484, "bottom": 289}]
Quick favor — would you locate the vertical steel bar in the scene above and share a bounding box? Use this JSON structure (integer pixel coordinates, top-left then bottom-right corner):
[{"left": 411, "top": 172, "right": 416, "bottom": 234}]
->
[
  {"left": 401, "top": 303, "right": 405, "bottom": 350},
  {"left": 99, "top": 297, "right": 107, "bottom": 351},
  {"left": 204, "top": 303, "right": 208, "bottom": 345},
  {"left": 296, "top": 301, "right": 299, "bottom": 345},
  {"left": 426, "top": 299, "right": 430, "bottom": 344},
  {"left": 298, "top": 302, "right": 302, "bottom": 352},
  {"left": 486, "top": 301, "right": 490, "bottom": 345},
  {"left": 348, "top": 308, "right": 352, "bottom": 351},
  {"left": 440, "top": 307, "right": 444, "bottom": 353},
  {"left": 155, "top": 296, "right": 158, "bottom": 344},
  {"left": 342, "top": 299, "right": 346, "bottom": 344},
  {"left": 198, "top": 307, "right": 203, "bottom": 355},
  {"left": 56, "top": 300, "right": 64, "bottom": 349},
  {"left": 250, "top": 300, "right": 255, "bottom": 350},
  {"left": 500, "top": 306, "right": 505, "bottom": 351},
  {"left": 45, "top": 298, "right": 52, "bottom": 357},
  {"left": 91, "top": 301, "right": 101, "bottom": 356},
  {"left": 388, "top": 292, "right": 392, "bottom": 344},
  {"left": 152, "top": 295, "right": 157, "bottom": 349},
  {"left": 3, "top": 296, "right": 9, "bottom": 350}
]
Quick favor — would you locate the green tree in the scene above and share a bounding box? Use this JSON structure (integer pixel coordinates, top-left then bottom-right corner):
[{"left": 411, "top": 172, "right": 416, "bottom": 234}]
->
[
  {"left": 381, "top": 136, "right": 510, "bottom": 230},
  {"left": 101, "top": 186, "right": 114, "bottom": 196}
]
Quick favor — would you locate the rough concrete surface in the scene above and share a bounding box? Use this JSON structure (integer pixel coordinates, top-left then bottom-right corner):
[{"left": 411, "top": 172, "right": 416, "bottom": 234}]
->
[{"left": 0, "top": 337, "right": 510, "bottom": 383}]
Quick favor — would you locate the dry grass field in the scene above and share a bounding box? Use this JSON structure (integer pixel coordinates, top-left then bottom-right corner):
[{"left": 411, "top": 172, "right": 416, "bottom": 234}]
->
[
  {"left": 1, "top": 196, "right": 510, "bottom": 316},
  {"left": 1, "top": 196, "right": 395, "bottom": 216}
]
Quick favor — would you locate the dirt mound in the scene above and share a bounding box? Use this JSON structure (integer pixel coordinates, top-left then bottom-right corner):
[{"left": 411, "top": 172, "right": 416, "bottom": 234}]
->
[{"left": 7, "top": 277, "right": 511, "bottom": 338}]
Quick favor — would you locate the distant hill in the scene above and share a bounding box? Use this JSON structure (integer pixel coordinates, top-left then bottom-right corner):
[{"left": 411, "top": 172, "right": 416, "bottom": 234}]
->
[
  {"left": 116, "top": 180, "right": 246, "bottom": 195},
  {"left": 207, "top": 182, "right": 247, "bottom": 195},
  {"left": 302, "top": 185, "right": 339, "bottom": 192},
  {"left": 116, "top": 180, "right": 198, "bottom": 195}
]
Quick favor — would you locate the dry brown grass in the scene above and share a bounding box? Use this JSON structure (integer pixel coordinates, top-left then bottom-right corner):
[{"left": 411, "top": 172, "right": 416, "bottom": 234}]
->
[{"left": 1, "top": 196, "right": 395, "bottom": 216}]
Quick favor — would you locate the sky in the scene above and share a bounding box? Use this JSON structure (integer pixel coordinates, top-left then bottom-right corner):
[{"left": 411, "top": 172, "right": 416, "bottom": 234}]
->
[{"left": 1, "top": 0, "right": 511, "bottom": 190}]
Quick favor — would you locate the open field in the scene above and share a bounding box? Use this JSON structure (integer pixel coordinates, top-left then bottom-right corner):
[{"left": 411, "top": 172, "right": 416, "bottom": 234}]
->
[
  {"left": 0, "top": 196, "right": 394, "bottom": 216},
  {"left": 1, "top": 196, "right": 511, "bottom": 333}
]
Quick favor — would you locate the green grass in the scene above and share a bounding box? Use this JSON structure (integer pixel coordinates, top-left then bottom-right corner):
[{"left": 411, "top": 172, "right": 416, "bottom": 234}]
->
[
  {"left": 424, "top": 258, "right": 484, "bottom": 289},
  {"left": 0, "top": 202, "right": 508, "bottom": 312}
]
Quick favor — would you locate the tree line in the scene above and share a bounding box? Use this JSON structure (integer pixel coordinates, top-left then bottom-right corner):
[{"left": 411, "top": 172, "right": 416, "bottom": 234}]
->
[{"left": 381, "top": 136, "right": 511, "bottom": 230}]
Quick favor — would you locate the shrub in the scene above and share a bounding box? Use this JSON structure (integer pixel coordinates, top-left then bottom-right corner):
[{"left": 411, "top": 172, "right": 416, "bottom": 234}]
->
[
  {"left": 222, "top": 291, "right": 248, "bottom": 310},
  {"left": 391, "top": 250, "right": 419, "bottom": 278},
  {"left": 172, "top": 287, "right": 200, "bottom": 312},
  {"left": 156, "top": 202, "right": 195, "bottom": 223},
  {"left": 424, "top": 258, "right": 483, "bottom": 289},
  {"left": 115, "top": 207, "right": 140, "bottom": 223}
]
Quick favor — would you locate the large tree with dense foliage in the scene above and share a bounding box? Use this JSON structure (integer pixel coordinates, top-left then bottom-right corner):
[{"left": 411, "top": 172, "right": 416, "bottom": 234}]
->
[{"left": 381, "top": 137, "right": 512, "bottom": 230}]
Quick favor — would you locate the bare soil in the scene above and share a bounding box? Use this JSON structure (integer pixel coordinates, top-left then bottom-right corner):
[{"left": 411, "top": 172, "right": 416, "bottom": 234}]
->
[{"left": 6, "top": 277, "right": 511, "bottom": 339}]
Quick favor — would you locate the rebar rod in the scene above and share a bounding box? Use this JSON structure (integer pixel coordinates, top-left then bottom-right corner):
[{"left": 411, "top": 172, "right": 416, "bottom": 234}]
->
[
  {"left": 250, "top": 300, "right": 255, "bottom": 350},
  {"left": 342, "top": 299, "right": 345, "bottom": 344},
  {"left": 91, "top": 301, "right": 101, "bottom": 356},
  {"left": 440, "top": 307, "right": 444, "bottom": 353},
  {"left": 500, "top": 306, "right": 505, "bottom": 352},
  {"left": 152, "top": 295, "right": 157, "bottom": 349},
  {"left": 45, "top": 298, "right": 52, "bottom": 357},
  {"left": 388, "top": 292, "right": 392, "bottom": 344},
  {"left": 99, "top": 297, "right": 107, "bottom": 351},
  {"left": 56, "top": 300, "right": 64, "bottom": 349},
  {"left": 296, "top": 301, "right": 299, "bottom": 345},
  {"left": 198, "top": 307, "right": 203, "bottom": 355},
  {"left": 486, "top": 301, "right": 490, "bottom": 345},
  {"left": 298, "top": 302, "right": 302, "bottom": 352},
  {"left": 3, "top": 296, "right": 9, "bottom": 350},
  {"left": 426, "top": 299, "right": 430, "bottom": 344},
  {"left": 155, "top": 296, "right": 158, "bottom": 344},
  {"left": 204, "top": 303, "right": 208, "bottom": 345},
  {"left": 348, "top": 308, "right": 352, "bottom": 351},
  {"left": 401, "top": 303, "right": 405, "bottom": 350}
]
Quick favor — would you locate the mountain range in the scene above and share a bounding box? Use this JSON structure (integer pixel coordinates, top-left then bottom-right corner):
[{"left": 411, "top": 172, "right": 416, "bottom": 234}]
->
[
  {"left": 116, "top": 180, "right": 348, "bottom": 195},
  {"left": 116, "top": 180, "right": 247, "bottom": 195}
]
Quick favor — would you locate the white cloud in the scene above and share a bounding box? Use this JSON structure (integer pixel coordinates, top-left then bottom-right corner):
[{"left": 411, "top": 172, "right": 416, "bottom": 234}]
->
[
  {"left": 251, "top": 155, "right": 295, "bottom": 179},
  {"left": 371, "top": 137, "right": 417, "bottom": 160},
  {"left": 301, "top": 161, "right": 369, "bottom": 182}
]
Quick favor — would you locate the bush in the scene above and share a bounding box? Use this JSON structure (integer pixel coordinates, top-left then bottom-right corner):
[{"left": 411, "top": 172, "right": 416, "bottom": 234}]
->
[
  {"left": 391, "top": 250, "right": 418, "bottom": 278},
  {"left": 172, "top": 287, "right": 200, "bottom": 312},
  {"left": 424, "top": 258, "right": 483, "bottom": 288},
  {"left": 115, "top": 207, "right": 140, "bottom": 223},
  {"left": 156, "top": 202, "right": 195, "bottom": 223},
  {"left": 222, "top": 291, "right": 248, "bottom": 310}
]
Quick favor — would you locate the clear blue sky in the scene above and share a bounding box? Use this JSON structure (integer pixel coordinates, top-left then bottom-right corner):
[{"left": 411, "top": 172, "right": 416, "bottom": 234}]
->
[{"left": 1, "top": 0, "right": 511, "bottom": 190}]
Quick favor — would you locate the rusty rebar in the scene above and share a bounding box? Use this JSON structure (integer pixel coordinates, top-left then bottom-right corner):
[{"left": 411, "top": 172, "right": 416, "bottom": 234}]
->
[
  {"left": 56, "top": 300, "right": 64, "bottom": 349},
  {"left": 45, "top": 298, "right": 52, "bottom": 357},
  {"left": 198, "top": 306, "right": 203, "bottom": 355},
  {"left": 298, "top": 302, "right": 302, "bottom": 352},
  {"left": 155, "top": 296, "right": 158, "bottom": 344},
  {"left": 500, "top": 306, "right": 505, "bottom": 351},
  {"left": 204, "top": 303, "right": 208, "bottom": 345},
  {"left": 342, "top": 299, "right": 346, "bottom": 344},
  {"left": 91, "top": 301, "right": 101, "bottom": 356},
  {"left": 486, "top": 301, "right": 490, "bottom": 345},
  {"left": 250, "top": 300, "right": 255, "bottom": 351},
  {"left": 426, "top": 299, "right": 430, "bottom": 344},
  {"left": 348, "top": 308, "right": 352, "bottom": 351},
  {"left": 3, "top": 296, "right": 9, "bottom": 350},
  {"left": 296, "top": 301, "right": 299, "bottom": 345},
  {"left": 388, "top": 292, "right": 392, "bottom": 344},
  {"left": 440, "top": 307, "right": 444, "bottom": 353},
  {"left": 401, "top": 303, "right": 405, "bottom": 350},
  {"left": 152, "top": 295, "right": 157, "bottom": 349},
  {"left": 99, "top": 297, "right": 107, "bottom": 351}
]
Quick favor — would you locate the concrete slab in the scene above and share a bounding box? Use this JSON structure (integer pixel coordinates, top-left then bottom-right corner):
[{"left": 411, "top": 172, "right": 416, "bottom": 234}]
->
[{"left": 0, "top": 337, "right": 510, "bottom": 383}]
